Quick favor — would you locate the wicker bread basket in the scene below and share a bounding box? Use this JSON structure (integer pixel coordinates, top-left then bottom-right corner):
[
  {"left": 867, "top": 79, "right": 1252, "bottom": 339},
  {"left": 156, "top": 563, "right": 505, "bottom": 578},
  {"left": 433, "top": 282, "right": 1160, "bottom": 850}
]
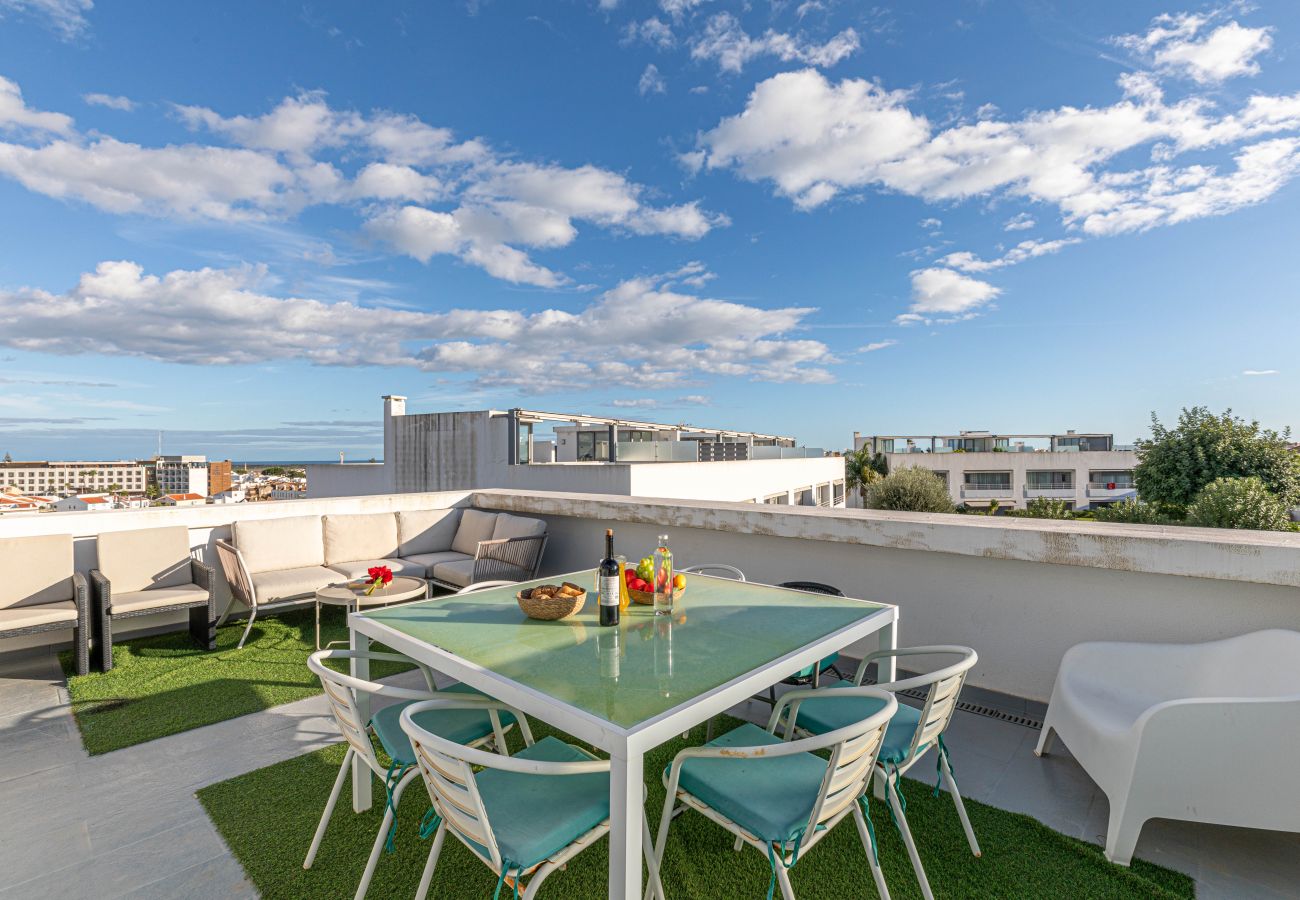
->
[{"left": 517, "top": 583, "right": 587, "bottom": 620}]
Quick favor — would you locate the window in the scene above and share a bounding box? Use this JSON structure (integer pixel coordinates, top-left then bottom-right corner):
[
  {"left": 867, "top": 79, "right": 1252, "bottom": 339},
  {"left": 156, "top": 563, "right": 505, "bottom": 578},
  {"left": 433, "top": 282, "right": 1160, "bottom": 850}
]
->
[
  {"left": 964, "top": 472, "right": 1011, "bottom": 488},
  {"left": 576, "top": 431, "right": 609, "bottom": 462},
  {"left": 1090, "top": 471, "right": 1134, "bottom": 488},
  {"left": 931, "top": 471, "right": 949, "bottom": 486},
  {"left": 1027, "top": 471, "right": 1074, "bottom": 489},
  {"left": 623, "top": 430, "right": 654, "bottom": 442},
  {"left": 764, "top": 493, "right": 789, "bottom": 505}
]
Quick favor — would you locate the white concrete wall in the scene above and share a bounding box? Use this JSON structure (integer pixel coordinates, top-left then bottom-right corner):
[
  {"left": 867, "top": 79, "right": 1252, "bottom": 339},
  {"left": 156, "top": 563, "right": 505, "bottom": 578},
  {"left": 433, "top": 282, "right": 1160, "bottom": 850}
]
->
[
  {"left": 303, "top": 463, "right": 388, "bottom": 498},
  {"left": 628, "top": 456, "right": 844, "bottom": 504}
]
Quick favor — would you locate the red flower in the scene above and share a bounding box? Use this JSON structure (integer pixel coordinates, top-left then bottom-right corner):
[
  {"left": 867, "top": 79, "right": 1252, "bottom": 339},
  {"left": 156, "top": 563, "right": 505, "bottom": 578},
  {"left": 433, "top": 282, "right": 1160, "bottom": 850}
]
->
[{"left": 366, "top": 565, "right": 393, "bottom": 587}]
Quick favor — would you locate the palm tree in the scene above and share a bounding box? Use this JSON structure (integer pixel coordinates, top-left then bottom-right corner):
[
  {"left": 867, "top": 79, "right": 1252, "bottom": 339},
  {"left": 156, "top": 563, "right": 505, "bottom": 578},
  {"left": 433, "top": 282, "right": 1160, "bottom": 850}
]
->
[{"left": 844, "top": 446, "right": 882, "bottom": 506}]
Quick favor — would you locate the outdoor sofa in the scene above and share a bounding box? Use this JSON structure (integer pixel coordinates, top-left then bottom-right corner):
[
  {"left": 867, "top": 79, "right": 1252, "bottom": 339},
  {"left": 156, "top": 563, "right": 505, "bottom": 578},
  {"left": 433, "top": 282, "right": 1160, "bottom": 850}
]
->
[{"left": 0, "top": 533, "right": 90, "bottom": 676}]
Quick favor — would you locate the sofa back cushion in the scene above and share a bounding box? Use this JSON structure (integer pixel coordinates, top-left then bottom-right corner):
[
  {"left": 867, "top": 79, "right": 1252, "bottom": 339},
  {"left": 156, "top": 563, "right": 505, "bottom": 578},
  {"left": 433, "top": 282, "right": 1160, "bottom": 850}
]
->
[
  {"left": 234, "top": 515, "right": 324, "bottom": 574},
  {"left": 492, "top": 513, "right": 547, "bottom": 541},
  {"left": 97, "top": 526, "right": 193, "bottom": 594},
  {"left": 0, "top": 533, "right": 73, "bottom": 609},
  {"left": 398, "top": 508, "right": 463, "bottom": 557},
  {"left": 451, "top": 509, "right": 499, "bottom": 556},
  {"left": 323, "top": 512, "right": 400, "bottom": 566}
]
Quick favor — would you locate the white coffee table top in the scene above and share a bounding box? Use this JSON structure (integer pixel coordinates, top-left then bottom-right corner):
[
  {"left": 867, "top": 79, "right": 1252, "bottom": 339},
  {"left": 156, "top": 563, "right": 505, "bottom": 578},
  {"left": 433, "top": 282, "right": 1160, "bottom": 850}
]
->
[{"left": 317, "top": 575, "right": 427, "bottom": 607}]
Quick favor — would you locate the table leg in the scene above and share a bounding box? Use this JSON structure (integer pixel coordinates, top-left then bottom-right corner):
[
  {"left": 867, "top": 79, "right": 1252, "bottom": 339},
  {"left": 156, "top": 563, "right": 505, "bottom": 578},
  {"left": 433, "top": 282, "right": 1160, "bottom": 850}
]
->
[
  {"left": 314, "top": 599, "right": 322, "bottom": 651},
  {"left": 351, "top": 622, "right": 373, "bottom": 813},
  {"left": 609, "top": 745, "right": 644, "bottom": 900},
  {"left": 878, "top": 617, "right": 898, "bottom": 683}
]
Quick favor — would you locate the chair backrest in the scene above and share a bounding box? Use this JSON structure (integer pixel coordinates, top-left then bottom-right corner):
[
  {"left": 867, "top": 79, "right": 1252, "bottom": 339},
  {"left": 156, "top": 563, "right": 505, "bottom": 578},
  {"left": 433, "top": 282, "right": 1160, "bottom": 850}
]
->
[
  {"left": 455, "top": 580, "right": 518, "bottom": 594},
  {"left": 0, "top": 533, "right": 73, "bottom": 610},
  {"left": 679, "top": 564, "right": 746, "bottom": 581},
  {"left": 96, "top": 525, "right": 193, "bottom": 593},
  {"left": 400, "top": 697, "right": 607, "bottom": 873},
  {"left": 215, "top": 539, "right": 253, "bottom": 606},
  {"left": 895, "top": 646, "right": 978, "bottom": 761},
  {"left": 777, "top": 581, "right": 844, "bottom": 597}
]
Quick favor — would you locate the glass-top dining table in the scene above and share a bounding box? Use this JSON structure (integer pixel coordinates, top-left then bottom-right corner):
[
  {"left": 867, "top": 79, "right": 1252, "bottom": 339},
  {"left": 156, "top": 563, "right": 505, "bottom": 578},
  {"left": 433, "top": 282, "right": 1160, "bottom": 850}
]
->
[{"left": 348, "top": 570, "right": 898, "bottom": 900}]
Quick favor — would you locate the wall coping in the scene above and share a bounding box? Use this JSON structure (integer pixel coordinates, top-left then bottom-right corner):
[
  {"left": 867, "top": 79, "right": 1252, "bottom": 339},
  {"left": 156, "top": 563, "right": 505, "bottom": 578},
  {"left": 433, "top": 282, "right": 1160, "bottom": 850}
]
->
[{"left": 472, "top": 489, "right": 1300, "bottom": 589}]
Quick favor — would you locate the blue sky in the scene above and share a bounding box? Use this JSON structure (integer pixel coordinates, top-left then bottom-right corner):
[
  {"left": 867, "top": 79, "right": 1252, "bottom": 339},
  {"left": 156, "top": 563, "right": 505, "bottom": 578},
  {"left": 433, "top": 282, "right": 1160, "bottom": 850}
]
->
[{"left": 1, "top": 0, "right": 1298, "bottom": 460}]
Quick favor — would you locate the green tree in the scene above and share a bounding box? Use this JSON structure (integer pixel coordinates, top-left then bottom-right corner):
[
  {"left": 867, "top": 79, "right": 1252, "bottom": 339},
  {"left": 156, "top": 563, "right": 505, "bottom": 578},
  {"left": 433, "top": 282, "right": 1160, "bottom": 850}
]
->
[
  {"left": 1018, "top": 497, "right": 1073, "bottom": 519},
  {"left": 868, "top": 452, "right": 889, "bottom": 478},
  {"left": 843, "top": 446, "right": 882, "bottom": 505},
  {"left": 145, "top": 484, "right": 160, "bottom": 500},
  {"left": 1093, "top": 499, "right": 1172, "bottom": 525},
  {"left": 1185, "top": 476, "right": 1292, "bottom": 531},
  {"left": 863, "top": 467, "right": 955, "bottom": 513},
  {"left": 1135, "top": 407, "right": 1300, "bottom": 516},
  {"left": 262, "top": 466, "right": 287, "bottom": 476}
]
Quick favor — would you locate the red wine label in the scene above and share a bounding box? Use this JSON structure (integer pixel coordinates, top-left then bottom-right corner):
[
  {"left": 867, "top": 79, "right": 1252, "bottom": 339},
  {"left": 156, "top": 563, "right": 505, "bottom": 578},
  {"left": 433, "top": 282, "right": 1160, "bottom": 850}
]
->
[{"left": 599, "top": 575, "right": 620, "bottom": 606}]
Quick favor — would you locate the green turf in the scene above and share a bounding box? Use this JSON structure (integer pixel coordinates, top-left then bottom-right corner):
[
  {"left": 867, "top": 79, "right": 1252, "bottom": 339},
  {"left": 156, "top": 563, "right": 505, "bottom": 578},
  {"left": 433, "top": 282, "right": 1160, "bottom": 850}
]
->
[
  {"left": 198, "top": 716, "right": 1195, "bottom": 900},
  {"left": 59, "top": 606, "right": 411, "bottom": 755}
]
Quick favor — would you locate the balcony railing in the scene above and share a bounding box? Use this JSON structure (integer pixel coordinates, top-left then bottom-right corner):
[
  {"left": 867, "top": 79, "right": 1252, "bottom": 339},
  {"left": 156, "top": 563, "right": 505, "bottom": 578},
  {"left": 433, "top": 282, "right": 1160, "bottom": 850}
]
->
[
  {"left": 1088, "top": 481, "right": 1135, "bottom": 491},
  {"left": 962, "top": 485, "right": 1014, "bottom": 496},
  {"left": 1024, "top": 485, "right": 1075, "bottom": 496}
]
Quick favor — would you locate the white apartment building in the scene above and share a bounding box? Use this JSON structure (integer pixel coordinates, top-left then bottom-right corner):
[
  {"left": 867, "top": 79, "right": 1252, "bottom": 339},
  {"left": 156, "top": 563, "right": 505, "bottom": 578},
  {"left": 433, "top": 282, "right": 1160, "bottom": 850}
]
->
[
  {"left": 306, "top": 396, "right": 846, "bottom": 507},
  {"left": 854, "top": 430, "right": 1139, "bottom": 512},
  {"left": 0, "top": 460, "right": 148, "bottom": 496},
  {"left": 152, "top": 456, "right": 210, "bottom": 497},
  {"left": 52, "top": 495, "right": 113, "bottom": 512}
]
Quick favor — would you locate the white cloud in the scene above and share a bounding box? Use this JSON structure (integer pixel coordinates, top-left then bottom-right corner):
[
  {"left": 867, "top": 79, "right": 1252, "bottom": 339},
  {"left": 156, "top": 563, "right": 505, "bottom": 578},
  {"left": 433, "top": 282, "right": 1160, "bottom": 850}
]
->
[
  {"left": 1003, "top": 212, "right": 1035, "bottom": 231},
  {"left": 173, "top": 93, "right": 355, "bottom": 157},
  {"left": 860, "top": 339, "right": 897, "bottom": 352},
  {"left": 0, "top": 260, "right": 834, "bottom": 391},
  {"left": 940, "top": 238, "right": 1080, "bottom": 273},
  {"left": 690, "top": 13, "right": 859, "bottom": 74},
  {"left": 350, "top": 162, "right": 443, "bottom": 203},
  {"left": 0, "top": 76, "right": 74, "bottom": 136},
  {"left": 918, "top": 217, "right": 941, "bottom": 230},
  {"left": 1115, "top": 11, "right": 1272, "bottom": 85},
  {"left": 610, "top": 394, "right": 712, "bottom": 410},
  {"left": 82, "top": 92, "right": 135, "bottom": 112},
  {"left": 0, "top": 0, "right": 92, "bottom": 39},
  {"left": 1242, "top": 369, "right": 1278, "bottom": 376},
  {"left": 623, "top": 17, "right": 675, "bottom": 50},
  {"left": 898, "top": 268, "right": 1000, "bottom": 324},
  {"left": 639, "top": 64, "right": 667, "bottom": 96},
  {"left": 660, "top": 0, "right": 710, "bottom": 21}
]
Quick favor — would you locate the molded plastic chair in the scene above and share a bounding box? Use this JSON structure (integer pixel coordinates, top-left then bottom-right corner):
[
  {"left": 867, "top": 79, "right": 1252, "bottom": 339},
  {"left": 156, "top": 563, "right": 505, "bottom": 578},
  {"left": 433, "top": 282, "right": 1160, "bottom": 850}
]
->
[
  {"left": 400, "top": 696, "right": 665, "bottom": 900},
  {"left": 1035, "top": 629, "right": 1300, "bottom": 865},
  {"left": 678, "top": 564, "right": 747, "bottom": 581},
  {"left": 305, "top": 650, "right": 530, "bottom": 899},
  {"left": 648, "top": 687, "right": 898, "bottom": 900},
  {"left": 783, "top": 646, "right": 980, "bottom": 900}
]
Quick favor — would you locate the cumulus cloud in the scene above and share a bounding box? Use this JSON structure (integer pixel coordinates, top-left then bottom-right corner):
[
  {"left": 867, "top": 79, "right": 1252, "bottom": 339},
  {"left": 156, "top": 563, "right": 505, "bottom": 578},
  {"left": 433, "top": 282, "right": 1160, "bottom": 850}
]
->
[
  {"left": 0, "top": 260, "right": 834, "bottom": 391},
  {"left": 0, "top": 0, "right": 92, "bottom": 39},
  {"left": 610, "top": 395, "right": 711, "bottom": 410},
  {"left": 623, "top": 17, "right": 675, "bottom": 49},
  {"left": 639, "top": 63, "right": 667, "bottom": 96},
  {"left": 690, "top": 12, "right": 859, "bottom": 73},
  {"left": 1003, "top": 212, "right": 1035, "bottom": 231},
  {"left": 898, "top": 268, "right": 999, "bottom": 324},
  {"left": 1115, "top": 10, "right": 1272, "bottom": 85},
  {"left": 82, "top": 92, "right": 135, "bottom": 112},
  {"left": 939, "top": 238, "right": 1080, "bottom": 273},
  {"left": 0, "top": 79, "right": 725, "bottom": 285}
]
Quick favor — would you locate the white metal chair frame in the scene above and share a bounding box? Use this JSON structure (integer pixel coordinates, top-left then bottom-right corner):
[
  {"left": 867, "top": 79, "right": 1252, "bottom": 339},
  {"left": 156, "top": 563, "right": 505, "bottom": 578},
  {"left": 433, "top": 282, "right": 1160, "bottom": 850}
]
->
[
  {"left": 454, "top": 580, "right": 519, "bottom": 594},
  {"left": 677, "top": 564, "right": 747, "bottom": 581},
  {"left": 400, "top": 696, "right": 665, "bottom": 900},
  {"left": 305, "top": 650, "right": 529, "bottom": 900},
  {"left": 778, "top": 645, "right": 980, "bottom": 900},
  {"left": 648, "top": 687, "right": 898, "bottom": 900}
]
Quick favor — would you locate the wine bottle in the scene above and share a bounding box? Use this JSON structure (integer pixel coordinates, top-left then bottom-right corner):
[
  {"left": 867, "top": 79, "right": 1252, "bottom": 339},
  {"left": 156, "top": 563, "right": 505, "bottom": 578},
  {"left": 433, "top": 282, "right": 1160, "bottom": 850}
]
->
[{"left": 599, "top": 528, "right": 620, "bottom": 626}]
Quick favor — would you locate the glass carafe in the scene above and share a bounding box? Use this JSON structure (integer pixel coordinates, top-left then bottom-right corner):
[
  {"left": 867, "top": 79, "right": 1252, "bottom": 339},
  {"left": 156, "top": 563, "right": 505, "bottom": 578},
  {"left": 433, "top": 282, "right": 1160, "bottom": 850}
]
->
[{"left": 653, "top": 534, "right": 673, "bottom": 616}]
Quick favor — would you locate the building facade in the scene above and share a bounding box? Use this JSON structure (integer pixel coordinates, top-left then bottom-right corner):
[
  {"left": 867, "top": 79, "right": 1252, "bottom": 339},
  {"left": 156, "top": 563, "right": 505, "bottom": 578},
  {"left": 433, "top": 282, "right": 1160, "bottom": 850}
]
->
[
  {"left": 854, "top": 430, "right": 1139, "bottom": 512},
  {"left": 0, "top": 461, "right": 148, "bottom": 496},
  {"left": 207, "top": 460, "right": 233, "bottom": 496},
  {"left": 152, "top": 456, "right": 210, "bottom": 497}
]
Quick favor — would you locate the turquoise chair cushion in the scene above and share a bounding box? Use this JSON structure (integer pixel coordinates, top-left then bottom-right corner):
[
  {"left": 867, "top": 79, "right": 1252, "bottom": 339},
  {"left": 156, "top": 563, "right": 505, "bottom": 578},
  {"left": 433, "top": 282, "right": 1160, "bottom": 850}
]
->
[
  {"left": 471, "top": 736, "right": 610, "bottom": 870},
  {"left": 792, "top": 680, "right": 924, "bottom": 764},
  {"left": 674, "top": 722, "right": 827, "bottom": 844},
  {"left": 370, "top": 683, "right": 516, "bottom": 766},
  {"left": 788, "top": 652, "right": 840, "bottom": 682}
]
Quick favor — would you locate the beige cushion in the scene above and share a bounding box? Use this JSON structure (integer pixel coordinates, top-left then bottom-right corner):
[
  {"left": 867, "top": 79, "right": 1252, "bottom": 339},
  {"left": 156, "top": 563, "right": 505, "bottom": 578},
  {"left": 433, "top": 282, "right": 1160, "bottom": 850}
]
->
[
  {"left": 110, "top": 584, "right": 208, "bottom": 615},
  {"left": 400, "top": 551, "right": 472, "bottom": 577},
  {"left": 97, "top": 526, "right": 193, "bottom": 594},
  {"left": 0, "top": 602, "right": 78, "bottom": 631},
  {"left": 451, "top": 509, "right": 498, "bottom": 556},
  {"left": 0, "top": 534, "right": 73, "bottom": 610},
  {"left": 323, "top": 513, "right": 400, "bottom": 566},
  {"left": 235, "top": 515, "right": 325, "bottom": 574},
  {"left": 431, "top": 558, "right": 476, "bottom": 588},
  {"left": 326, "top": 558, "right": 426, "bottom": 581},
  {"left": 250, "top": 565, "right": 339, "bottom": 603},
  {"left": 398, "top": 508, "right": 463, "bottom": 556},
  {"left": 492, "top": 514, "right": 547, "bottom": 541}
]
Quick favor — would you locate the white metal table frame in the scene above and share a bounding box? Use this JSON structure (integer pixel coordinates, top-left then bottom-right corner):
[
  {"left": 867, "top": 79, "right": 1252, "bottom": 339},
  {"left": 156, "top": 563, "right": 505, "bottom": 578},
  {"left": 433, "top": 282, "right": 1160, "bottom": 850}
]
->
[{"left": 347, "top": 575, "right": 898, "bottom": 900}]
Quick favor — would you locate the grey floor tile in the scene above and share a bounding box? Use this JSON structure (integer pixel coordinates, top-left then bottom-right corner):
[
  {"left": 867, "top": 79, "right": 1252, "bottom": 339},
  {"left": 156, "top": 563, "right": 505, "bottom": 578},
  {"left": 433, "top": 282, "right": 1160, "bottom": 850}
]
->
[{"left": 113, "top": 853, "right": 255, "bottom": 900}]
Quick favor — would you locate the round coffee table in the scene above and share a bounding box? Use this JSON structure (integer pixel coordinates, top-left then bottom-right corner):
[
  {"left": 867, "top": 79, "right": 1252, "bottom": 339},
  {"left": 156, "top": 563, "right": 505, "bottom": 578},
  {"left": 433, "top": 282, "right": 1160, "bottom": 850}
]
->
[{"left": 314, "top": 575, "right": 428, "bottom": 650}]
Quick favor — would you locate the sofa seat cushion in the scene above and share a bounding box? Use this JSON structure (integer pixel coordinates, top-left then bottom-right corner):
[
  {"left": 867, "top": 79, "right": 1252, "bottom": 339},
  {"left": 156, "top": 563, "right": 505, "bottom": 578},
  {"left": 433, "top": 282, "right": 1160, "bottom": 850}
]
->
[
  {"left": 97, "top": 526, "right": 194, "bottom": 594},
  {"left": 431, "top": 558, "right": 476, "bottom": 588},
  {"left": 0, "top": 602, "right": 78, "bottom": 632},
  {"left": 492, "top": 513, "right": 547, "bottom": 541},
  {"left": 451, "top": 509, "right": 498, "bottom": 556},
  {"left": 326, "top": 558, "right": 426, "bottom": 581},
  {"left": 235, "top": 515, "right": 325, "bottom": 573},
  {"left": 398, "top": 508, "right": 463, "bottom": 557},
  {"left": 400, "top": 551, "right": 473, "bottom": 577},
  {"left": 0, "top": 534, "right": 73, "bottom": 610},
  {"left": 250, "top": 566, "right": 340, "bottom": 603},
  {"left": 323, "top": 513, "right": 400, "bottom": 567},
  {"left": 111, "top": 584, "right": 209, "bottom": 615}
]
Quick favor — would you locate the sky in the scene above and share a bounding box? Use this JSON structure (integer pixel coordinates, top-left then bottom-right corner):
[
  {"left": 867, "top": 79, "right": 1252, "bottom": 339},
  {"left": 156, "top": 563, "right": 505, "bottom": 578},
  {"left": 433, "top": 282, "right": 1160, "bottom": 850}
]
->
[{"left": 0, "top": 0, "right": 1298, "bottom": 461}]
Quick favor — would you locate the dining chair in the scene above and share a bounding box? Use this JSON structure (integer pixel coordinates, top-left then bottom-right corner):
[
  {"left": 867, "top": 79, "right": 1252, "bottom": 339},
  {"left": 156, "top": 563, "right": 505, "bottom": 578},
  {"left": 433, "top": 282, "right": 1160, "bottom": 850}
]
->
[
  {"left": 305, "top": 649, "right": 531, "bottom": 900},
  {"left": 649, "top": 686, "right": 898, "bottom": 900},
  {"left": 779, "top": 646, "right": 980, "bottom": 900},
  {"left": 765, "top": 581, "right": 848, "bottom": 702},
  {"left": 678, "top": 564, "right": 747, "bottom": 581},
  {"left": 455, "top": 580, "right": 519, "bottom": 594},
  {"left": 400, "top": 696, "right": 665, "bottom": 900}
]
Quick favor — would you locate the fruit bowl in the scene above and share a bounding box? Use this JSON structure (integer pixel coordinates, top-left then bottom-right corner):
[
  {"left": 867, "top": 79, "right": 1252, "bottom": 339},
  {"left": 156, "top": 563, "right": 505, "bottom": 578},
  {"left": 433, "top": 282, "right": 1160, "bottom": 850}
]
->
[{"left": 624, "top": 569, "right": 687, "bottom": 606}]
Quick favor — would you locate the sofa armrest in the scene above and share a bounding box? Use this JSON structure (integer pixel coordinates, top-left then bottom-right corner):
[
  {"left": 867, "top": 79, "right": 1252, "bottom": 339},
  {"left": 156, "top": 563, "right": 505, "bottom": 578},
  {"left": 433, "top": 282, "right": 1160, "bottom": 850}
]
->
[
  {"left": 191, "top": 558, "right": 216, "bottom": 607},
  {"left": 473, "top": 534, "right": 548, "bottom": 583},
  {"left": 71, "top": 571, "right": 90, "bottom": 676}
]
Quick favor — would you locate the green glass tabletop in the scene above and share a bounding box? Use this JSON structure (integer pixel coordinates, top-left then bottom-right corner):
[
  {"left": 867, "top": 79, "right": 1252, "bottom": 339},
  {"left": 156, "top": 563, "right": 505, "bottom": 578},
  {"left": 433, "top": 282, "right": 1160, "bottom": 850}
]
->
[{"left": 358, "top": 570, "right": 888, "bottom": 731}]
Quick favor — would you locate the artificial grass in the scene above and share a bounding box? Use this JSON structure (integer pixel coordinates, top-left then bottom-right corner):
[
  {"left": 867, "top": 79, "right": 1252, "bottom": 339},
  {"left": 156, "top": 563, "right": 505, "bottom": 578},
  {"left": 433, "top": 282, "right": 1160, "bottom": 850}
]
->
[
  {"left": 59, "top": 606, "right": 411, "bottom": 755},
  {"left": 198, "top": 716, "right": 1194, "bottom": 900}
]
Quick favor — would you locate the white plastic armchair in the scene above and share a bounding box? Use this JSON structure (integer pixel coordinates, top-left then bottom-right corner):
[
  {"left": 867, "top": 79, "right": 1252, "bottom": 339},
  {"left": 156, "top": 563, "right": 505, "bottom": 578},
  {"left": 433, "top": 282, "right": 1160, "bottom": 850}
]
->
[
  {"left": 1035, "top": 629, "right": 1300, "bottom": 865},
  {"left": 677, "top": 564, "right": 746, "bottom": 581},
  {"left": 454, "top": 580, "right": 519, "bottom": 594}
]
